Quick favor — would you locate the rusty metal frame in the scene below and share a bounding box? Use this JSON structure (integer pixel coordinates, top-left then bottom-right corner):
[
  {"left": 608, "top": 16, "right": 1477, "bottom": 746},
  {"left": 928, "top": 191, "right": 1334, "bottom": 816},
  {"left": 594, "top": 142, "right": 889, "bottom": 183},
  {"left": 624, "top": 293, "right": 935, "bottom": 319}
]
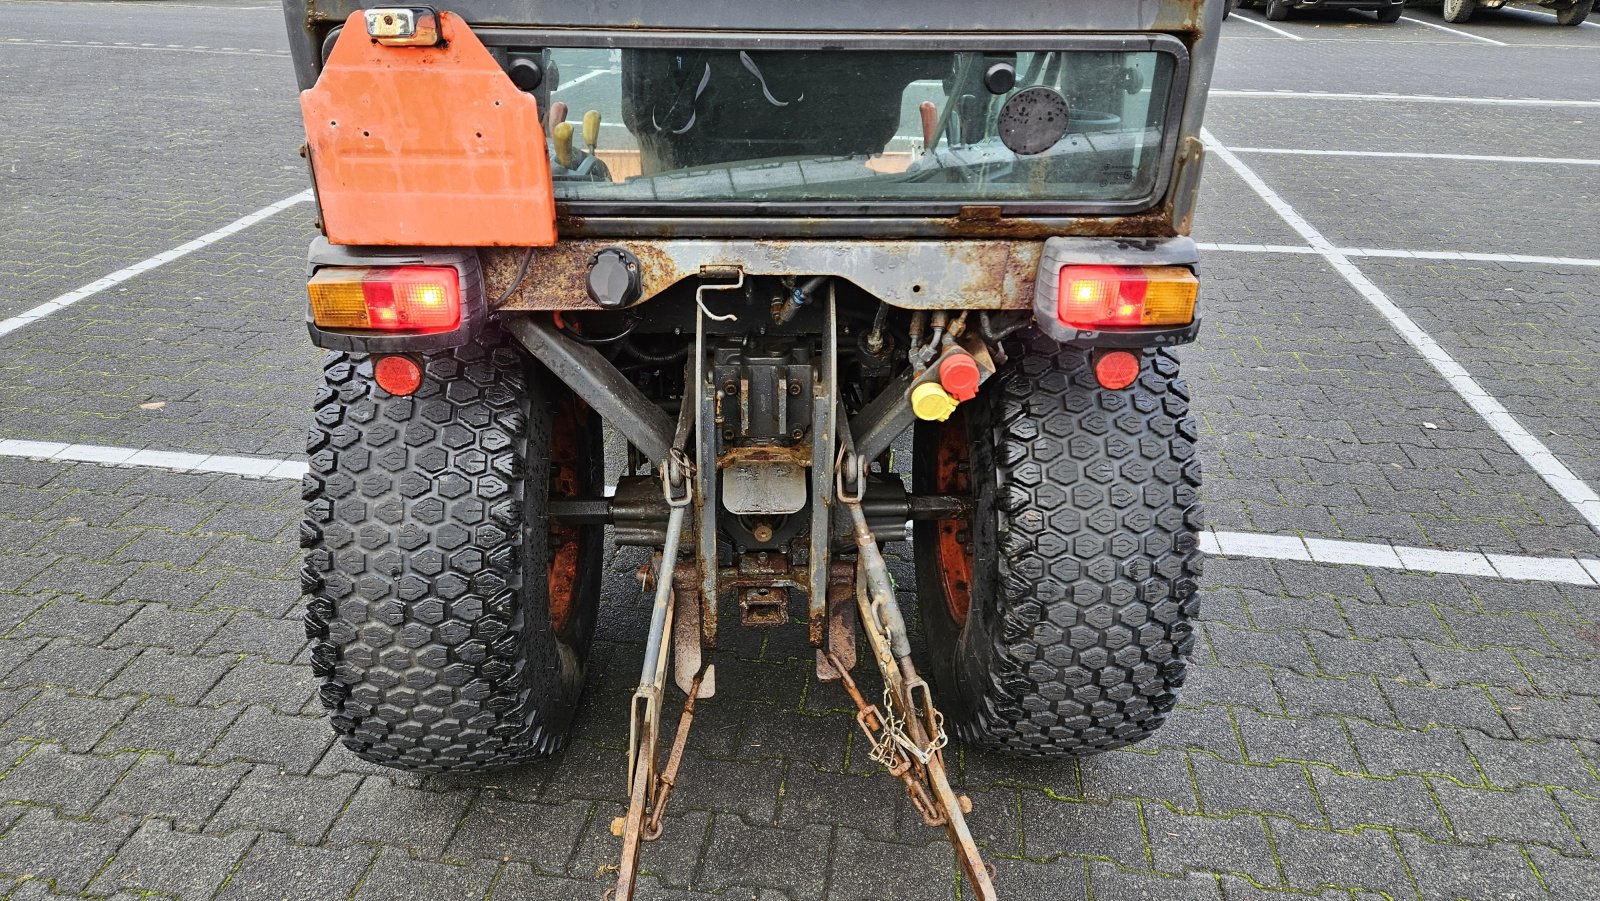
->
[
  {"left": 503, "top": 316, "right": 675, "bottom": 464},
  {"left": 693, "top": 288, "right": 722, "bottom": 648},
  {"left": 488, "top": 240, "right": 1050, "bottom": 312},
  {"left": 807, "top": 290, "right": 838, "bottom": 647}
]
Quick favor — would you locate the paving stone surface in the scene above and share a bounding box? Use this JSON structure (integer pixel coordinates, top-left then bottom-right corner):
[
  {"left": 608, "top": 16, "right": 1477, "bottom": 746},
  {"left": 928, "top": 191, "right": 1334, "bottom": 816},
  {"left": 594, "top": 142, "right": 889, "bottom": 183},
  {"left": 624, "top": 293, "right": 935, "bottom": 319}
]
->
[{"left": 0, "top": 3, "right": 1596, "bottom": 900}]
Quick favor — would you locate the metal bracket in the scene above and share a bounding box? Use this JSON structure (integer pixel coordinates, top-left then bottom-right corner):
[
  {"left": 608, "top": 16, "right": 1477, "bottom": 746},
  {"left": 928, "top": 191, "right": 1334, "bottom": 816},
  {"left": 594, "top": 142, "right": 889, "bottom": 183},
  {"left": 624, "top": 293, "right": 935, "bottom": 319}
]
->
[
  {"left": 807, "top": 287, "right": 837, "bottom": 648},
  {"left": 504, "top": 315, "right": 675, "bottom": 464}
]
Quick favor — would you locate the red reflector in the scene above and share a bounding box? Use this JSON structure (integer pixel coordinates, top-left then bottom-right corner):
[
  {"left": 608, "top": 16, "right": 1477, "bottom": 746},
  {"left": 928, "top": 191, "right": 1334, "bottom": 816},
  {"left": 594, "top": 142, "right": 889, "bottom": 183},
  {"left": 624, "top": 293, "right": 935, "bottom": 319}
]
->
[
  {"left": 374, "top": 355, "right": 424, "bottom": 396},
  {"left": 1094, "top": 351, "right": 1140, "bottom": 390}
]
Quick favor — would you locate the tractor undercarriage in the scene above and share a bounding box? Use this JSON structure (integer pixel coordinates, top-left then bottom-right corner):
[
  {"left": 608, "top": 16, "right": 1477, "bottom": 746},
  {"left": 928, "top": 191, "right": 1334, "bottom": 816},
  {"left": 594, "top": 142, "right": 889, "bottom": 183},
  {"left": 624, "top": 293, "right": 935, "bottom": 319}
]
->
[{"left": 505, "top": 279, "right": 1000, "bottom": 899}]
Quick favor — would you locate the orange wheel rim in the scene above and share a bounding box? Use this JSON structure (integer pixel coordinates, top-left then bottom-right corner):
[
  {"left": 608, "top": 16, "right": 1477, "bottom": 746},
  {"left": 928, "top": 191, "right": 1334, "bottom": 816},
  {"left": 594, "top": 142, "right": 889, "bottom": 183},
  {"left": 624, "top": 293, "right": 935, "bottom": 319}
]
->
[
  {"left": 931, "top": 412, "right": 973, "bottom": 626},
  {"left": 546, "top": 396, "right": 587, "bottom": 635}
]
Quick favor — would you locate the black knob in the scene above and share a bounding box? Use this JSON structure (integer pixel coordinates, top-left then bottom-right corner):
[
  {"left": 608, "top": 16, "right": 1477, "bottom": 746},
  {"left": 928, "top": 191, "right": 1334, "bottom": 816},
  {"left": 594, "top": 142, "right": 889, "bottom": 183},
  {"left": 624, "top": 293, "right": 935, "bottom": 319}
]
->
[
  {"left": 508, "top": 57, "right": 544, "bottom": 92},
  {"left": 984, "top": 62, "right": 1017, "bottom": 95},
  {"left": 587, "top": 248, "right": 641, "bottom": 309}
]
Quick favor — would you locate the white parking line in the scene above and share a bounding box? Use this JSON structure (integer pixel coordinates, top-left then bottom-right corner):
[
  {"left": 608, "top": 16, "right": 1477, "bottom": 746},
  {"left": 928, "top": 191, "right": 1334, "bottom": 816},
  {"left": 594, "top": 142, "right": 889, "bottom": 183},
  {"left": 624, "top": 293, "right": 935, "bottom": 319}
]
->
[
  {"left": 0, "top": 439, "right": 1594, "bottom": 586},
  {"left": 555, "top": 67, "right": 619, "bottom": 92},
  {"left": 0, "top": 441, "right": 307, "bottom": 480},
  {"left": 1230, "top": 11, "right": 1306, "bottom": 40},
  {"left": 1210, "top": 89, "right": 1600, "bottom": 108},
  {"left": 1342, "top": 247, "right": 1600, "bottom": 267},
  {"left": 1, "top": 37, "right": 288, "bottom": 56},
  {"left": 1228, "top": 147, "right": 1600, "bottom": 166},
  {"left": 1202, "top": 129, "right": 1600, "bottom": 534},
  {"left": 0, "top": 191, "right": 312, "bottom": 340},
  {"left": 1199, "top": 242, "right": 1600, "bottom": 269},
  {"left": 1203, "top": 530, "right": 1599, "bottom": 585},
  {"left": 1399, "top": 15, "right": 1510, "bottom": 44}
]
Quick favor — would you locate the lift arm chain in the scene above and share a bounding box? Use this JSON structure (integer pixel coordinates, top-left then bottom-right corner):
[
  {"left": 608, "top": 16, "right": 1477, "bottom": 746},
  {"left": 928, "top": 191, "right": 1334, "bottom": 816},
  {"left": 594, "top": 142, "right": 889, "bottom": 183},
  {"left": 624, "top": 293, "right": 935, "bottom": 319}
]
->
[{"left": 834, "top": 442, "right": 999, "bottom": 901}]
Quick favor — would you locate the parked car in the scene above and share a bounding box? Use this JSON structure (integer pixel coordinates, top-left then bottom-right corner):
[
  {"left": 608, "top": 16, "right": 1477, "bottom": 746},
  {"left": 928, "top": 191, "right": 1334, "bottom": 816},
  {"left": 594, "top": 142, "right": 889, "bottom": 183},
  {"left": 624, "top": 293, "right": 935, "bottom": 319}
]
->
[
  {"left": 1437, "top": 0, "right": 1592, "bottom": 25},
  {"left": 1240, "top": 0, "right": 1406, "bottom": 21}
]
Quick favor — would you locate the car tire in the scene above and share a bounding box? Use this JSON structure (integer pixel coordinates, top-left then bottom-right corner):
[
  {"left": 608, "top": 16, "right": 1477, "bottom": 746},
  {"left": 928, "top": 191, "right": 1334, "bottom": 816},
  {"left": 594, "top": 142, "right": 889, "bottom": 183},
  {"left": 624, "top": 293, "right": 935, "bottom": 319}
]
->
[
  {"left": 1265, "top": 0, "right": 1292, "bottom": 20},
  {"left": 1557, "top": 0, "right": 1593, "bottom": 24},
  {"left": 1377, "top": 5, "right": 1403, "bottom": 21},
  {"left": 302, "top": 332, "right": 605, "bottom": 773},
  {"left": 1224, "top": 0, "right": 1237, "bottom": 19},
  {"left": 912, "top": 340, "right": 1204, "bottom": 758},
  {"left": 1442, "top": 0, "right": 1475, "bottom": 22}
]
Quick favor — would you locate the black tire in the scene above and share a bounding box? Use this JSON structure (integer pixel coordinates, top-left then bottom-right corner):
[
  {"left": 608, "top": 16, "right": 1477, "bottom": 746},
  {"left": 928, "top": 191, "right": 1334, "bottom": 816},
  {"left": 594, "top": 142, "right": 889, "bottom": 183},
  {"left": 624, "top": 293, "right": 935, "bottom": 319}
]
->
[
  {"left": 1376, "top": 5, "right": 1403, "bottom": 21},
  {"left": 912, "top": 342, "right": 1203, "bottom": 758},
  {"left": 1265, "top": 0, "right": 1292, "bottom": 20},
  {"left": 1558, "top": 0, "right": 1593, "bottom": 25},
  {"left": 1443, "top": 0, "right": 1475, "bottom": 22},
  {"left": 1223, "top": 0, "right": 1236, "bottom": 20},
  {"left": 302, "top": 331, "right": 605, "bottom": 773}
]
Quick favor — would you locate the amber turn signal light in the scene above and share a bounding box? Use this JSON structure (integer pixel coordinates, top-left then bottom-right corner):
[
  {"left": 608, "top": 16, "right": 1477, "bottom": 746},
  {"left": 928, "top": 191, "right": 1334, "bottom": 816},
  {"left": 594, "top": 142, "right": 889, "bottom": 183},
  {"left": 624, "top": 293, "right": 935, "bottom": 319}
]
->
[
  {"left": 308, "top": 266, "right": 461, "bottom": 332},
  {"left": 1058, "top": 265, "right": 1198, "bottom": 330}
]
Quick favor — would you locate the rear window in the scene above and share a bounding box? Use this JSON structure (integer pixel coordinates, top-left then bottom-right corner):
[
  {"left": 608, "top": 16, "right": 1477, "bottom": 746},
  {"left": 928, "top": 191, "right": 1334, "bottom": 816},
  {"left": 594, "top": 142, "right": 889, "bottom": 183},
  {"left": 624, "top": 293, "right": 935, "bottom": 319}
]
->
[{"left": 535, "top": 40, "right": 1186, "bottom": 215}]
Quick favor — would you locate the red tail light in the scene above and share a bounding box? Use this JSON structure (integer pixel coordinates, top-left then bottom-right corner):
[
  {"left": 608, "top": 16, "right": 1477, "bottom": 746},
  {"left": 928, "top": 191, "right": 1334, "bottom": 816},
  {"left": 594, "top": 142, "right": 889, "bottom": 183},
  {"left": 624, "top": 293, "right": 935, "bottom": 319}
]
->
[
  {"left": 1058, "top": 265, "right": 1198, "bottom": 330},
  {"left": 308, "top": 266, "right": 462, "bottom": 332}
]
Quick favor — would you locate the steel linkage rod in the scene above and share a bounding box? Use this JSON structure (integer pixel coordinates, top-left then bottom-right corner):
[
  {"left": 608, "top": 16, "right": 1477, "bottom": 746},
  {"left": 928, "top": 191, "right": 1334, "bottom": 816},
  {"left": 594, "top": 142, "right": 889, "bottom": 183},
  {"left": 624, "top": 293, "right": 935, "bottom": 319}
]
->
[{"left": 834, "top": 437, "right": 999, "bottom": 901}]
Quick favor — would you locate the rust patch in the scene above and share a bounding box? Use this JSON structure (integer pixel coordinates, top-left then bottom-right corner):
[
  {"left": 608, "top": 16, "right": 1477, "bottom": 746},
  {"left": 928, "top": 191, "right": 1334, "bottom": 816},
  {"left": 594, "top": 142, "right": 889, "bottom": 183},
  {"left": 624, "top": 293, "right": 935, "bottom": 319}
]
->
[
  {"left": 545, "top": 395, "right": 587, "bottom": 636},
  {"left": 716, "top": 444, "right": 812, "bottom": 470},
  {"left": 485, "top": 242, "right": 684, "bottom": 311},
  {"left": 929, "top": 411, "right": 973, "bottom": 626}
]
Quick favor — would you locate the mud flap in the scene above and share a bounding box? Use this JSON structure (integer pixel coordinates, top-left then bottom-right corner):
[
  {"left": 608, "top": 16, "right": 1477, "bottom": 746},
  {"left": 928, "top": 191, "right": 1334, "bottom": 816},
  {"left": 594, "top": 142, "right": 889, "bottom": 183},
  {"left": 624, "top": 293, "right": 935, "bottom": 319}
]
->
[{"left": 300, "top": 11, "right": 557, "bottom": 247}]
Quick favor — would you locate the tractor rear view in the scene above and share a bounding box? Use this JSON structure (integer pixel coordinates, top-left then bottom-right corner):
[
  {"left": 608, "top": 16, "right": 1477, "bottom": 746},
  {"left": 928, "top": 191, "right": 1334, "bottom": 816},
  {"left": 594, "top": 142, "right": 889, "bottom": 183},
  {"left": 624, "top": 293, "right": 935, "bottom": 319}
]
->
[{"left": 282, "top": 1, "right": 1219, "bottom": 895}]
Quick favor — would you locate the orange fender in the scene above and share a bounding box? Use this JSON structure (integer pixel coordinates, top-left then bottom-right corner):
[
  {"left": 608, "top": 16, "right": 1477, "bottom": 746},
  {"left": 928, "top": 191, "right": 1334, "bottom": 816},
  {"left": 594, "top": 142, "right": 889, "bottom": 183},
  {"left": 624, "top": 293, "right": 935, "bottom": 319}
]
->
[{"left": 301, "top": 11, "right": 557, "bottom": 247}]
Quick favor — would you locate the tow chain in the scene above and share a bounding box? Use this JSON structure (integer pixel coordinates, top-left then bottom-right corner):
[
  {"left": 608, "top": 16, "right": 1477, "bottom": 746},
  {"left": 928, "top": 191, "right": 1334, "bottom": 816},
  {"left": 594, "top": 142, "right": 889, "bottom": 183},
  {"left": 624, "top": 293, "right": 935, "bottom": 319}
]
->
[{"left": 834, "top": 436, "right": 999, "bottom": 899}]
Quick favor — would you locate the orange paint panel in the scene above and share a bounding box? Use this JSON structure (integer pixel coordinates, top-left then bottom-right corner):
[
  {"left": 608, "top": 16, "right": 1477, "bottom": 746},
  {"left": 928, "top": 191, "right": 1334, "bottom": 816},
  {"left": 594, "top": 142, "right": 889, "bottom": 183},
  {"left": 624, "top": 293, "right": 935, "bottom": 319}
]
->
[{"left": 301, "top": 11, "right": 556, "bottom": 247}]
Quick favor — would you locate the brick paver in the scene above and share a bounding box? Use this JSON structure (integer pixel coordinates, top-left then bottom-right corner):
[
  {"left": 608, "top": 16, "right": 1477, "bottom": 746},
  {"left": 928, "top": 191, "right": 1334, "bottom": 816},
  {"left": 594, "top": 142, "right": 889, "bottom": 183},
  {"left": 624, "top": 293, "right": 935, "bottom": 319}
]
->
[{"left": 0, "top": 4, "right": 1595, "bottom": 900}]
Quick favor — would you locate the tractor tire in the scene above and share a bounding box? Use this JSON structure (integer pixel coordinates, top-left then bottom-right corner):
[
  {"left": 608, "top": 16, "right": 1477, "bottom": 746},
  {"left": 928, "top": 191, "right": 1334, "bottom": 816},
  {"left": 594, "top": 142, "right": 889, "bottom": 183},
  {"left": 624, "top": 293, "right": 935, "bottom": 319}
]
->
[
  {"left": 1558, "top": 0, "right": 1593, "bottom": 24},
  {"left": 1265, "top": 0, "right": 1292, "bottom": 20},
  {"left": 1443, "top": 0, "right": 1475, "bottom": 21},
  {"left": 1377, "top": 5, "right": 1403, "bottom": 21},
  {"left": 301, "top": 331, "right": 605, "bottom": 773},
  {"left": 912, "top": 341, "right": 1203, "bottom": 758}
]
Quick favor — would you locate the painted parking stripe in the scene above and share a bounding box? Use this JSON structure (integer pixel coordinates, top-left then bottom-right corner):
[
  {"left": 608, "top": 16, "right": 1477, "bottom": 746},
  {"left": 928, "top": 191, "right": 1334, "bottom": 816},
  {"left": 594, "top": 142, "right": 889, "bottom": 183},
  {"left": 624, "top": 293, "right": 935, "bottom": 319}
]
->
[
  {"left": 1399, "top": 15, "right": 1510, "bottom": 44},
  {"left": 1341, "top": 247, "right": 1600, "bottom": 267},
  {"left": 1229, "top": 11, "right": 1306, "bottom": 40},
  {"left": 1, "top": 440, "right": 1595, "bottom": 585},
  {"left": 1228, "top": 147, "right": 1600, "bottom": 167},
  {"left": 1203, "top": 129, "right": 1600, "bottom": 534},
  {"left": 1, "top": 37, "right": 288, "bottom": 56},
  {"left": 0, "top": 440, "right": 308, "bottom": 480},
  {"left": 1199, "top": 242, "right": 1600, "bottom": 269},
  {"left": 1210, "top": 89, "right": 1600, "bottom": 108},
  {"left": 0, "top": 191, "right": 312, "bottom": 341},
  {"left": 555, "top": 67, "right": 619, "bottom": 92},
  {"left": 1202, "top": 531, "right": 1599, "bottom": 586}
]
